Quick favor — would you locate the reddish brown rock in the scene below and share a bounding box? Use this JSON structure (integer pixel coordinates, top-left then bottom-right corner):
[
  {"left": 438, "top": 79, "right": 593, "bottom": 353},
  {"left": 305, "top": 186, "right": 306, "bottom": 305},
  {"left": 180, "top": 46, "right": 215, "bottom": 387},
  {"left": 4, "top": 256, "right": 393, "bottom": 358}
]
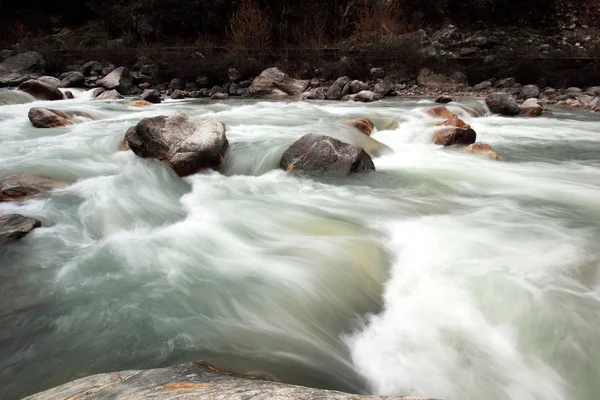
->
[
  {"left": 347, "top": 118, "right": 375, "bottom": 136},
  {"left": 433, "top": 127, "right": 476, "bottom": 146},
  {"left": 466, "top": 143, "right": 502, "bottom": 161},
  {"left": 427, "top": 105, "right": 457, "bottom": 119}
]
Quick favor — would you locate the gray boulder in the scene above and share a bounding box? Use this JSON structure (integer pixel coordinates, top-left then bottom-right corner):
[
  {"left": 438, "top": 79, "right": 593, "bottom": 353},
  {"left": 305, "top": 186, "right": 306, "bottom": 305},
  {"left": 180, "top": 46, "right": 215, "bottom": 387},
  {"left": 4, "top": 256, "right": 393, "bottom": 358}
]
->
[
  {"left": 349, "top": 80, "right": 369, "bottom": 94},
  {"left": 24, "top": 361, "right": 430, "bottom": 400},
  {"left": 473, "top": 81, "right": 493, "bottom": 91},
  {"left": 125, "top": 113, "right": 229, "bottom": 176},
  {"left": 81, "top": 61, "right": 103, "bottom": 76},
  {"left": 98, "top": 67, "right": 133, "bottom": 95},
  {"left": 141, "top": 89, "right": 161, "bottom": 104},
  {"left": 0, "top": 214, "right": 41, "bottom": 246},
  {"left": 374, "top": 80, "right": 395, "bottom": 96},
  {"left": 486, "top": 92, "right": 520, "bottom": 116},
  {"left": 0, "top": 173, "right": 67, "bottom": 202},
  {"left": 494, "top": 78, "right": 516, "bottom": 88},
  {"left": 0, "top": 51, "right": 46, "bottom": 86},
  {"left": 326, "top": 77, "right": 350, "bottom": 100},
  {"left": 352, "top": 90, "right": 380, "bottom": 103},
  {"left": 305, "top": 87, "right": 328, "bottom": 100},
  {"left": 95, "top": 90, "right": 124, "bottom": 100},
  {"left": 248, "top": 67, "right": 309, "bottom": 96},
  {"left": 280, "top": 133, "right": 375, "bottom": 177},
  {"left": 17, "top": 79, "right": 64, "bottom": 100},
  {"left": 519, "top": 84, "right": 540, "bottom": 99},
  {"left": 60, "top": 71, "right": 86, "bottom": 88},
  {"left": 37, "top": 76, "right": 61, "bottom": 87},
  {"left": 170, "top": 89, "right": 186, "bottom": 99}
]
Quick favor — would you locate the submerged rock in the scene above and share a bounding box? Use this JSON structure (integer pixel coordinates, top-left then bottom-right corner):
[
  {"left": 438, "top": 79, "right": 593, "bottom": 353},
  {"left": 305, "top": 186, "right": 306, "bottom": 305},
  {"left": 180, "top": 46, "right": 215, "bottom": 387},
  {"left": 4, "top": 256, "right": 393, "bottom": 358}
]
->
[
  {"left": 98, "top": 67, "right": 133, "bottom": 95},
  {"left": 347, "top": 118, "right": 375, "bottom": 136},
  {"left": 280, "top": 133, "right": 375, "bottom": 177},
  {"left": 0, "top": 173, "right": 67, "bottom": 202},
  {"left": 24, "top": 361, "right": 431, "bottom": 400},
  {"left": 0, "top": 214, "right": 41, "bottom": 246},
  {"left": 466, "top": 142, "right": 502, "bottom": 160},
  {"left": 125, "top": 112, "right": 229, "bottom": 176},
  {"left": 17, "top": 79, "right": 64, "bottom": 101},
  {"left": 485, "top": 92, "right": 520, "bottom": 116},
  {"left": 248, "top": 67, "right": 309, "bottom": 97},
  {"left": 28, "top": 107, "right": 93, "bottom": 128},
  {"left": 427, "top": 105, "right": 456, "bottom": 119}
]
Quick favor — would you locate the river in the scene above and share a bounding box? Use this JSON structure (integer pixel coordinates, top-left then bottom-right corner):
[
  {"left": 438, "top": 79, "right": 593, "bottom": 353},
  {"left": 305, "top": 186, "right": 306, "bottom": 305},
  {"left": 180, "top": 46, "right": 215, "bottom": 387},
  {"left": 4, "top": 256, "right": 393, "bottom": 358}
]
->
[{"left": 1, "top": 90, "right": 600, "bottom": 400}]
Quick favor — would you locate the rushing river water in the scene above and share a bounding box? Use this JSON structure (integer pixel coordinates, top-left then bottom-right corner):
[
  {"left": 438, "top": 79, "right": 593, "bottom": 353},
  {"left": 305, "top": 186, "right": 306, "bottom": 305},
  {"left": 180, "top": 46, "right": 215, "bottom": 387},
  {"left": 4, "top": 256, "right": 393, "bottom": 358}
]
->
[{"left": 1, "top": 89, "right": 600, "bottom": 400}]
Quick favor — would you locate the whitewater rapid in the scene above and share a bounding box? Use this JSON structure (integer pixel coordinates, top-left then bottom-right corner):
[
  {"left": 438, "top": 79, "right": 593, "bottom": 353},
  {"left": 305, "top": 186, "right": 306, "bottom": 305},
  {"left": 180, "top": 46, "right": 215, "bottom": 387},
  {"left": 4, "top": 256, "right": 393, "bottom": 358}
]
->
[{"left": 1, "top": 90, "right": 600, "bottom": 400}]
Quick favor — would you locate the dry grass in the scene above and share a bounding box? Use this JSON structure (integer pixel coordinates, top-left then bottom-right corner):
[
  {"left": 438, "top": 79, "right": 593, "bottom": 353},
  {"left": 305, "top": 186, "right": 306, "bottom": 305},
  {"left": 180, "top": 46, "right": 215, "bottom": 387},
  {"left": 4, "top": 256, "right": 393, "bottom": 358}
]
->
[{"left": 227, "top": 0, "right": 272, "bottom": 49}]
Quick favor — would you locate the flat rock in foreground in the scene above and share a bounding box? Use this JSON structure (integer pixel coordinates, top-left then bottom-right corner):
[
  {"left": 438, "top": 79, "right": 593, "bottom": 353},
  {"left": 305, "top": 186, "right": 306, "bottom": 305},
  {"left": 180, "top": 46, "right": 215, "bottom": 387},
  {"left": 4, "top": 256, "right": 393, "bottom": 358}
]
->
[
  {"left": 125, "top": 112, "right": 229, "bottom": 176},
  {"left": 25, "top": 361, "right": 432, "bottom": 400},
  {"left": 280, "top": 133, "right": 375, "bottom": 177},
  {"left": 0, "top": 214, "right": 41, "bottom": 246}
]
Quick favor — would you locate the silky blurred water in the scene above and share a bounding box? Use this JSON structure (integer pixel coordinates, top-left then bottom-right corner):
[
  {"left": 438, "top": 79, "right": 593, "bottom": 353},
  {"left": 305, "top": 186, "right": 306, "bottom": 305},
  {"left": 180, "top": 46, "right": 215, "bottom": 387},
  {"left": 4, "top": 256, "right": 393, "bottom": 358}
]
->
[{"left": 1, "top": 90, "right": 600, "bottom": 400}]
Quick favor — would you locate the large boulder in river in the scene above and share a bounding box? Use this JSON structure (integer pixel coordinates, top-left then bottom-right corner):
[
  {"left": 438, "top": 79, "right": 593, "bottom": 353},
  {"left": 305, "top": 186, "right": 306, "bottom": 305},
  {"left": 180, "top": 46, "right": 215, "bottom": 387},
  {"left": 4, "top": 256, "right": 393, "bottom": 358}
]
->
[
  {"left": 280, "top": 133, "right": 375, "bottom": 177},
  {"left": 98, "top": 67, "right": 133, "bottom": 95},
  {"left": 28, "top": 107, "right": 93, "bottom": 128},
  {"left": 485, "top": 92, "right": 520, "bottom": 116},
  {"left": 518, "top": 84, "right": 540, "bottom": 99},
  {"left": 60, "top": 71, "right": 86, "bottom": 88},
  {"left": 24, "top": 361, "right": 432, "bottom": 400},
  {"left": 248, "top": 67, "right": 309, "bottom": 96},
  {"left": 17, "top": 79, "right": 64, "bottom": 101},
  {"left": 433, "top": 127, "right": 476, "bottom": 146},
  {"left": 0, "top": 214, "right": 41, "bottom": 246},
  {"left": 125, "top": 112, "right": 229, "bottom": 176},
  {"left": 326, "top": 76, "right": 350, "bottom": 100},
  {"left": 141, "top": 89, "right": 161, "bottom": 103},
  {"left": 351, "top": 90, "right": 380, "bottom": 103},
  {"left": 0, "top": 51, "right": 46, "bottom": 86},
  {"left": 0, "top": 173, "right": 67, "bottom": 202},
  {"left": 520, "top": 98, "right": 543, "bottom": 117}
]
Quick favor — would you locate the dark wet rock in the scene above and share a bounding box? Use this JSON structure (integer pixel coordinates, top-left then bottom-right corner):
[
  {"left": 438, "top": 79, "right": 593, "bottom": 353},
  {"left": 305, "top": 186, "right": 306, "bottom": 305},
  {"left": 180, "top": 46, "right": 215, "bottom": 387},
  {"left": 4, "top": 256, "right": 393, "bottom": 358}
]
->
[
  {"left": 473, "top": 81, "right": 493, "bottom": 91},
  {"left": 326, "top": 76, "right": 350, "bottom": 100},
  {"left": 0, "top": 173, "right": 67, "bottom": 202},
  {"left": 434, "top": 95, "right": 452, "bottom": 104},
  {"left": 249, "top": 67, "right": 309, "bottom": 97},
  {"left": 370, "top": 67, "right": 385, "bottom": 80},
  {"left": 509, "top": 83, "right": 522, "bottom": 96},
  {"left": 228, "top": 68, "right": 242, "bottom": 82},
  {"left": 520, "top": 98, "right": 543, "bottom": 117},
  {"left": 0, "top": 51, "right": 46, "bottom": 86},
  {"left": 17, "top": 79, "right": 64, "bottom": 101},
  {"left": 196, "top": 76, "right": 212, "bottom": 88},
  {"left": 141, "top": 89, "right": 161, "bottom": 104},
  {"left": 60, "top": 71, "right": 86, "bottom": 88},
  {"left": 347, "top": 118, "right": 375, "bottom": 135},
  {"left": 169, "top": 78, "right": 183, "bottom": 90},
  {"left": 280, "top": 133, "right": 375, "bottom": 177},
  {"left": 81, "top": 61, "right": 103, "bottom": 76},
  {"left": 89, "top": 87, "right": 105, "bottom": 98},
  {"left": 125, "top": 112, "right": 229, "bottom": 176},
  {"left": 170, "top": 89, "right": 186, "bottom": 99},
  {"left": 586, "top": 86, "right": 600, "bottom": 96},
  {"left": 24, "top": 361, "right": 431, "bottom": 400},
  {"left": 519, "top": 84, "right": 540, "bottom": 99},
  {"left": 64, "top": 91, "right": 75, "bottom": 99},
  {"left": 433, "top": 127, "right": 476, "bottom": 146},
  {"left": 37, "top": 76, "right": 61, "bottom": 87},
  {"left": 209, "top": 86, "right": 224, "bottom": 97},
  {"left": 98, "top": 67, "right": 132, "bottom": 95},
  {"left": 494, "top": 78, "right": 516, "bottom": 88},
  {"left": 486, "top": 92, "right": 520, "bottom": 116},
  {"left": 349, "top": 80, "right": 369, "bottom": 94},
  {"left": 95, "top": 90, "right": 123, "bottom": 100},
  {"left": 211, "top": 92, "right": 228, "bottom": 100},
  {"left": 466, "top": 143, "right": 502, "bottom": 161},
  {"left": 132, "top": 71, "right": 151, "bottom": 85},
  {"left": 373, "top": 80, "right": 395, "bottom": 96},
  {"left": 29, "top": 107, "right": 71, "bottom": 128},
  {"left": 0, "top": 214, "right": 41, "bottom": 246}
]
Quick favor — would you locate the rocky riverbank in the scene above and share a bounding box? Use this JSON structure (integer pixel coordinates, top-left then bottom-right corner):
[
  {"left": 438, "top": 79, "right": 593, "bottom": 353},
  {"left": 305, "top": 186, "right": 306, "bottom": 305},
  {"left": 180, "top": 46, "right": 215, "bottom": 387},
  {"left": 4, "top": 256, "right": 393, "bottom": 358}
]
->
[{"left": 25, "top": 361, "right": 432, "bottom": 400}]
